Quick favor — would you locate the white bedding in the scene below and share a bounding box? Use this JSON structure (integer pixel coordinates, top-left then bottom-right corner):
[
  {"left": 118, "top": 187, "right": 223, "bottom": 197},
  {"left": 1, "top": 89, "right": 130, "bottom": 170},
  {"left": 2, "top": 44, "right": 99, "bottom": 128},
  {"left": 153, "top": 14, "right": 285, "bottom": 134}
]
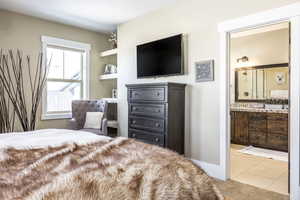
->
[{"left": 0, "top": 129, "right": 110, "bottom": 149}]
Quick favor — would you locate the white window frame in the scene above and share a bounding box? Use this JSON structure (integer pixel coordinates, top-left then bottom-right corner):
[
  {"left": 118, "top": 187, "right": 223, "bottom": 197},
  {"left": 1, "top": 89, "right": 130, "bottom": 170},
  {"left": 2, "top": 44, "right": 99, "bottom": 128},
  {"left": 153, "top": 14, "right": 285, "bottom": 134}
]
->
[{"left": 41, "top": 36, "right": 91, "bottom": 120}]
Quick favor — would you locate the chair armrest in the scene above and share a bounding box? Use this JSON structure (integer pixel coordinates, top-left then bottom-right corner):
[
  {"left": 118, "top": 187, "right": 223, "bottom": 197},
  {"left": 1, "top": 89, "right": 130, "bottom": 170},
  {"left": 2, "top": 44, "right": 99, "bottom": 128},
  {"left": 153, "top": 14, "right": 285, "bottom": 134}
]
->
[
  {"left": 68, "top": 118, "right": 80, "bottom": 130},
  {"left": 101, "top": 118, "right": 108, "bottom": 136}
]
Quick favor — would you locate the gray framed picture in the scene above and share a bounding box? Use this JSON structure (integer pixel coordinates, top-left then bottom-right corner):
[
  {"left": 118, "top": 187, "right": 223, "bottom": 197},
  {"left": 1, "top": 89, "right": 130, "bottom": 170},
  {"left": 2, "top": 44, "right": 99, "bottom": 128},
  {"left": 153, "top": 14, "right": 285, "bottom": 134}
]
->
[{"left": 195, "top": 60, "right": 214, "bottom": 82}]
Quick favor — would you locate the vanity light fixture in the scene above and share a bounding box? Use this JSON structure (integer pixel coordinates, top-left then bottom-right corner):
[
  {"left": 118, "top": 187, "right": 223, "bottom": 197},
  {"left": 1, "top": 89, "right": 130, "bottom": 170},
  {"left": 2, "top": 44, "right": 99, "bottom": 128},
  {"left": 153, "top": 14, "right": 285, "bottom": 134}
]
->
[{"left": 237, "top": 56, "right": 249, "bottom": 63}]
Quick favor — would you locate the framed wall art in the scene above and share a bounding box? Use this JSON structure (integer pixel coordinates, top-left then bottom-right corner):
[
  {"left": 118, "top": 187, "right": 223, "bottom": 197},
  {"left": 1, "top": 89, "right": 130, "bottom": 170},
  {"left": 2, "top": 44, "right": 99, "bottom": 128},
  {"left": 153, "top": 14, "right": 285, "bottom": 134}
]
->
[{"left": 195, "top": 60, "right": 214, "bottom": 82}]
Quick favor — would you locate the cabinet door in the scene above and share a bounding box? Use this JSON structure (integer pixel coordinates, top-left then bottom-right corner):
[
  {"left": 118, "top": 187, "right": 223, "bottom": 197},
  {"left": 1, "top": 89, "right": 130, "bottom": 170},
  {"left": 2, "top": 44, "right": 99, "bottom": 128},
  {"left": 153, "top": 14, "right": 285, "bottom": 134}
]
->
[
  {"left": 248, "top": 113, "right": 267, "bottom": 147},
  {"left": 267, "top": 133, "right": 288, "bottom": 152},
  {"left": 234, "top": 112, "right": 249, "bottom": 145},
  {"left": 249, "top": 130, "right": 267, "bottom": 147},
  {"left": 230, "top": 112, "right": 236, "bottom": 143},
  {"left": 267, "top": 113, "right": 288, "bottom": 152}
]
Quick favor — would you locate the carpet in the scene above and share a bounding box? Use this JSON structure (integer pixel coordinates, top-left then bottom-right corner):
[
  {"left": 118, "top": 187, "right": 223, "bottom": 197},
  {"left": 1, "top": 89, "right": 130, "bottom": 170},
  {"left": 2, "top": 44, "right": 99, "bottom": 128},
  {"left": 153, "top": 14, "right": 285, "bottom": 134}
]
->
[{"left": 215, "top": 179, "right": 289, "bottom": 200}]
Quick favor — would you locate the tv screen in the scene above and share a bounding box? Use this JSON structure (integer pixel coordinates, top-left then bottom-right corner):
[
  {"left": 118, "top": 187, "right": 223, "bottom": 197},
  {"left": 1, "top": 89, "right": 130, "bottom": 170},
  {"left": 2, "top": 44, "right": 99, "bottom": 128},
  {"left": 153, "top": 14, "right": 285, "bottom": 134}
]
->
[{"left": 137, "top": 34, "right": 183, "bottom": 78}]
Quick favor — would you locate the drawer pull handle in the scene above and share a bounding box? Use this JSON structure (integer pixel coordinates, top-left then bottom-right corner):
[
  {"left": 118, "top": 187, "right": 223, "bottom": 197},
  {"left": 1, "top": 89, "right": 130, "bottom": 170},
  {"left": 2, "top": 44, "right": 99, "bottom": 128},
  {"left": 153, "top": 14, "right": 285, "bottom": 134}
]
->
[
  {"left": 132, "top": 120, "right": 136, "bottom": 124},
  {"left": 157, "top": 109, "right": 161, "bottom": 113},
  {"left": 157, "top": 92, "right": 160, "bottom": 96},
  {"left": 155, "top": 123, "right": 160, "bottom": 127},
  {"left": 155, "top": 138, "right": 159, "bottom": 142}
]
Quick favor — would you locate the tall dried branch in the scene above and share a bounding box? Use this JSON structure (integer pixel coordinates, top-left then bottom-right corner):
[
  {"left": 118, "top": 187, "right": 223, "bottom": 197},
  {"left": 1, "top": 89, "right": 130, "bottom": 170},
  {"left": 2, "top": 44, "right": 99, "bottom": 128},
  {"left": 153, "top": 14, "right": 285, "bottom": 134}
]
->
[{"left": 0, "top": 49, "right": 49, "bottom": 132}]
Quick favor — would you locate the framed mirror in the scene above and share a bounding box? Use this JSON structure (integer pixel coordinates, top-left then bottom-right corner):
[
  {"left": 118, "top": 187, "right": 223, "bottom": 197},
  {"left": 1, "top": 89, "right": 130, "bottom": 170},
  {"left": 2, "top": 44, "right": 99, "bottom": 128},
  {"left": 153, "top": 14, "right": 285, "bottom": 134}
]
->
[{"left": 235, "top": 63, "right": 289, "bottom": 102}]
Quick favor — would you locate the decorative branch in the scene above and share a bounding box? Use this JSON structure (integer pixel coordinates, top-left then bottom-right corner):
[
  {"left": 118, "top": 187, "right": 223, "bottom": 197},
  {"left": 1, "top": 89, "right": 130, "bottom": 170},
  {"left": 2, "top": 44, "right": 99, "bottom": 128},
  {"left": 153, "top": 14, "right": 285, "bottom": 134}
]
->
[
  {"left": 0, "top": 80, "right": 15, "bottom": 133},
  {"left": 0, "top": 49, "right": 50, "bottom": 132}
]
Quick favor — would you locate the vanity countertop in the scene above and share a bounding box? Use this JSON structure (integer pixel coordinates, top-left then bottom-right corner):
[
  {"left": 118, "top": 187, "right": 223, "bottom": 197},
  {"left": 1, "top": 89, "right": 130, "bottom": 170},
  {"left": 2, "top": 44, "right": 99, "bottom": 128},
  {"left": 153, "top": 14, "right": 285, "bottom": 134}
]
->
[{"left": 230, "top": 107, "right": 288, "bottom": 114}]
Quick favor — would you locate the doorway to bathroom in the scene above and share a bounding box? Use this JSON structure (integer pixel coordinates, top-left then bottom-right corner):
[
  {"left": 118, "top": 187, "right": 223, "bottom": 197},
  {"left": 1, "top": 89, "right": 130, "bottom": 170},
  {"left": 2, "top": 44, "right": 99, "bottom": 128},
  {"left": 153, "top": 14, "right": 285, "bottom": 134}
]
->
[{"left": 229, "top": 22, "right": 290, "bottom": 195}]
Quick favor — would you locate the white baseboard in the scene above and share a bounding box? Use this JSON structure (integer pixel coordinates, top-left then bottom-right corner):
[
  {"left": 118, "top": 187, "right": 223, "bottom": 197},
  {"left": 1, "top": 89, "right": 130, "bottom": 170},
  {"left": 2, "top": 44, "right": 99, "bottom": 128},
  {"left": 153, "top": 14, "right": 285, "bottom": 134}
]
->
[{"left": 191, "top": 159, "right": 225, "bottom": 180}]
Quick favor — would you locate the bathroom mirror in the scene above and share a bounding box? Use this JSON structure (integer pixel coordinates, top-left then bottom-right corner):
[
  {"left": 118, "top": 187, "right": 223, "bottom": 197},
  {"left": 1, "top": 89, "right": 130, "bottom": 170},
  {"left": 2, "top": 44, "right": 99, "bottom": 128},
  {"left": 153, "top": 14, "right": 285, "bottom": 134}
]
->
[{"left": 235, "top": 63, "right": 289, "bottom": 102}]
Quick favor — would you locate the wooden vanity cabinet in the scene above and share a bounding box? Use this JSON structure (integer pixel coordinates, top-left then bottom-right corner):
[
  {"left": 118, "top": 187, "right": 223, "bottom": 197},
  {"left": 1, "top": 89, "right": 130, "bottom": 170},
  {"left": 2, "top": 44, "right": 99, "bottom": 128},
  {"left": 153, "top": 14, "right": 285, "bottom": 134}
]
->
[{"left": 231, "top": 111, "right": 288, "bottom": 152}]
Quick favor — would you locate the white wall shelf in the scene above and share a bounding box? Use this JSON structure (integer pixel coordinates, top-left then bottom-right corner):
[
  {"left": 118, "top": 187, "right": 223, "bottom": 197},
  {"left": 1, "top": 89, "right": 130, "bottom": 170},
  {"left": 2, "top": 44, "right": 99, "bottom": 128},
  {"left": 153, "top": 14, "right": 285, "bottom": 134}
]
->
[
  {"left": 100, "top": 48, "right": 118, "bottom": 57},
  {"left": 99, "top": 73, "right": 118, "bottom": 80},
  {"left": 107, "top": 120, "right": 118, "bottom": 129},
  {"left": 102, "top": 98, "right": 118, "bottom": 103}
]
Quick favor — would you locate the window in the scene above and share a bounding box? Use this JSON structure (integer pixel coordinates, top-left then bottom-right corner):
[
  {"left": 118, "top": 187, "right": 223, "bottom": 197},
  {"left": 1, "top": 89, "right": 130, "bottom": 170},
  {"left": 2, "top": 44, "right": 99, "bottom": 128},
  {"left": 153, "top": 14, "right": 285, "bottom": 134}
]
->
[{"left": 41, "top": 36, "right": 90, "bottom": 120}]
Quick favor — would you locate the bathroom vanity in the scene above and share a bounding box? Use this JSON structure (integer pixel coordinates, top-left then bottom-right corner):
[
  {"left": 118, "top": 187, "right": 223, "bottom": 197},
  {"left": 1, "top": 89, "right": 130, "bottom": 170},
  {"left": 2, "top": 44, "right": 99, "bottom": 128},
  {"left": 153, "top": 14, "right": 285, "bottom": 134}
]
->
[
  {"left": 230, "top": 109, "right": 288, "bottom": 152},
  {"left": 231, "top": 63, "right": 289, "bottom": 152}
]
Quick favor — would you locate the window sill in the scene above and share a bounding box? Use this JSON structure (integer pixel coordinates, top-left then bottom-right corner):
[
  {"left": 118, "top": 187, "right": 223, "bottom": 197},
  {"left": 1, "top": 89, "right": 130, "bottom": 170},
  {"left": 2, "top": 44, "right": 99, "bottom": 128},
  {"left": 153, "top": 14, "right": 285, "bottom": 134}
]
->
[{"left": 41, "top": 113, "right": 72, "bottom": 120}]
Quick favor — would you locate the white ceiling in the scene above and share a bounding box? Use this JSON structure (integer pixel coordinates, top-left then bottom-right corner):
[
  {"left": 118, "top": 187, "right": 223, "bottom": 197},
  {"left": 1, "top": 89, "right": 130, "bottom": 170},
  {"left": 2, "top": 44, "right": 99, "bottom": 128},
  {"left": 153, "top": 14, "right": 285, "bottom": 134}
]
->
[{"left": 0, "top": 0, "right": 178, "bottom": 33}]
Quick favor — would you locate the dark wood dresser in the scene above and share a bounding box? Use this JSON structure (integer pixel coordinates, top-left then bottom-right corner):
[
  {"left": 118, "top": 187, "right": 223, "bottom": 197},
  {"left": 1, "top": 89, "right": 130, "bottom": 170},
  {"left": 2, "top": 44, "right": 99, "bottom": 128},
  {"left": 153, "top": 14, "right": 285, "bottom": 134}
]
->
[
  {"left": 231, "top": 111, "right": 288, "bottom": 152},
  {"left": 126, "top": 83, "right": 186, "bottom": 154}
]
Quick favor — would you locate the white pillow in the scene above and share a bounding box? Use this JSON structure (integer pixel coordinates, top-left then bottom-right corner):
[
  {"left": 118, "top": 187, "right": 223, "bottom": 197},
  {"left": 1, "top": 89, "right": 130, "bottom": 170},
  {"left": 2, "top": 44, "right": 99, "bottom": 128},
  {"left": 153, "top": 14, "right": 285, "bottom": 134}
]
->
[{"left": 84, "top": 112, "right": 104, "bottom": 129}]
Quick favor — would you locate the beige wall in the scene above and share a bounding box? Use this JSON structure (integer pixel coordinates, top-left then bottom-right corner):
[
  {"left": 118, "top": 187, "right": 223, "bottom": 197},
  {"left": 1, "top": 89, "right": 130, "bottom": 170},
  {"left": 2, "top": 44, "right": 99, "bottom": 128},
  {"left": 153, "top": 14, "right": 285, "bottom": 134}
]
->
[
  {"left": 230, "top": 29, "right": 289, "bottom": 102},
  {"left": 117, "top": 0, "right": 299, "bottom": 164},
  {"left": 231, "top": 29, "right": 289, "bottom": 67},
  {"left": 0, "top": 10, "right": 114, "bottom": 130}
]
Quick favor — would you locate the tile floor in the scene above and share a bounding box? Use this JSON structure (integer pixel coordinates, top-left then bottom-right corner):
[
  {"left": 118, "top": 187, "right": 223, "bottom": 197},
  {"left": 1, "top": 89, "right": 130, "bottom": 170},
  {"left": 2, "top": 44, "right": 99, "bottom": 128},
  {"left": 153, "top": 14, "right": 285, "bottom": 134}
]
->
[{"left": 230, "top": 144, "right": 289, "bottom": 195}]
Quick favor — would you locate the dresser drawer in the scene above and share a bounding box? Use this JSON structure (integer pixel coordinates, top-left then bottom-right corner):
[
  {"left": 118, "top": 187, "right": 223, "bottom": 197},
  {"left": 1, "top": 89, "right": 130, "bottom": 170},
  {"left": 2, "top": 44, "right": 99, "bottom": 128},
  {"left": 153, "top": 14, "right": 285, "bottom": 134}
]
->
[
  {"left": 129, "top": 129, "right": 164, "bottom": 147},
  {"left": 128, "top": 87, "right": 166, "bottom": 102},
  {"left": 129, "top": 104, "right": 165, "bottom": 118},
  {"left": 129, "top": 116, "right": 165, "bottom": 133}
]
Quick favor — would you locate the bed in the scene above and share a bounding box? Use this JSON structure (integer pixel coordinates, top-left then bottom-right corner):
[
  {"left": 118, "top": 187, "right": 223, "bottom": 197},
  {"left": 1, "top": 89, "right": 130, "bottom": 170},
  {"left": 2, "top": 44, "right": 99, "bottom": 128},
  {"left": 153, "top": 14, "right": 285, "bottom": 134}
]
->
[{"left": 0, "top": 129, "right": 223, "bottom": 200}]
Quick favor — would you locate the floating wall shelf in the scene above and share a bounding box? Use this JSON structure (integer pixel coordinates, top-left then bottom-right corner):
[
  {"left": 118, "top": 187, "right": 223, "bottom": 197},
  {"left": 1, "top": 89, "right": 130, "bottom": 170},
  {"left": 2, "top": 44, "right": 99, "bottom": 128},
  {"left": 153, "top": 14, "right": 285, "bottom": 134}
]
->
[
  {"left": 100, "top": 48, "right": 118, "bottom": 57},
  {"left": 99, "top": 73, "right": 118, "bottom": 80}
]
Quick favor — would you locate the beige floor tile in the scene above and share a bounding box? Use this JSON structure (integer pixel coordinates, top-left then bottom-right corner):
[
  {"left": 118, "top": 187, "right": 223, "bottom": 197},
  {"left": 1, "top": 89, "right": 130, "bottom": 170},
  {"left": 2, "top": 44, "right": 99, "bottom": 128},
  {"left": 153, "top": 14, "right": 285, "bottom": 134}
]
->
[
  {"left": 247, "top": 163, "right": 287, "bottom": 179},
  {"left": 231, "top": 144, "right": 246, "bottom": 150},
  {"left": 260, "top": 158, "right": 288, "bottom": 169},
  {"left": 230, "top": 152, "right": 264, "bottom": 177},
  {"left": 230, "top": 146, "right": 289, "bottom": 195},
  {"left": 233, "top": 172, "right": 275, "bottom": 190},
  {"left": 266, "top": 172, "right": 289, "bottom": 195}
]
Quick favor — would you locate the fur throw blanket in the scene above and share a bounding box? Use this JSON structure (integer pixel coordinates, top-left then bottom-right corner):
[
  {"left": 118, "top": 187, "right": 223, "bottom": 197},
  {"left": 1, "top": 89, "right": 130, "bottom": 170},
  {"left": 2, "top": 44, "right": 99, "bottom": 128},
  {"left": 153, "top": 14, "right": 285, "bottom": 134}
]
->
[{"left": 0, "top": 137, "right": 223, "bottom": 200}]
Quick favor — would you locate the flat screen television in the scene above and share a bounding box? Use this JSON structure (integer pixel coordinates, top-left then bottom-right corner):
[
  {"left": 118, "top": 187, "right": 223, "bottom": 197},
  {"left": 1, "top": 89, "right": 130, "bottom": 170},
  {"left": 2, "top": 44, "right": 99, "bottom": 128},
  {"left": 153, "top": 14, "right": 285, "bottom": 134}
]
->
[{"left": 137, "top": 34, "right": 184, "bottom": 78}]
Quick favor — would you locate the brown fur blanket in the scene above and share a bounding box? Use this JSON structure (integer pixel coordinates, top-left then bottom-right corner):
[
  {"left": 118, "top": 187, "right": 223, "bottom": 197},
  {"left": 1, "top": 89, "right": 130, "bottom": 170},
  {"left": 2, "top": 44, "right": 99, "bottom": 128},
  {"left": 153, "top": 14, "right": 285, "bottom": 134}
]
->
[{"left": 0, "top": 137, "right": 223, "bottom": 200}]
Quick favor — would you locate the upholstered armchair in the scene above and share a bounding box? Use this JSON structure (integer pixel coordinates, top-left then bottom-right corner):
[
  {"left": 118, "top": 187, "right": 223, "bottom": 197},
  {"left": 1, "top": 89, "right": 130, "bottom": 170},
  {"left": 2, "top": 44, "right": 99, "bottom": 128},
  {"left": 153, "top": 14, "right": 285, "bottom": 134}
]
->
[{"left": 69, "top": 100, "right": 108, "bottom": 135}]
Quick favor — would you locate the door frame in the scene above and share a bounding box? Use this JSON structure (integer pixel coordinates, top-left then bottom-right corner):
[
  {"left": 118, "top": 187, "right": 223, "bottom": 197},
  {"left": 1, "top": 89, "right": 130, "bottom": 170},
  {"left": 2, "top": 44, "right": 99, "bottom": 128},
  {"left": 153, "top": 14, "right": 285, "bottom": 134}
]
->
[{"left": 218, "top": 3, "right": 300, "bottom": 199}]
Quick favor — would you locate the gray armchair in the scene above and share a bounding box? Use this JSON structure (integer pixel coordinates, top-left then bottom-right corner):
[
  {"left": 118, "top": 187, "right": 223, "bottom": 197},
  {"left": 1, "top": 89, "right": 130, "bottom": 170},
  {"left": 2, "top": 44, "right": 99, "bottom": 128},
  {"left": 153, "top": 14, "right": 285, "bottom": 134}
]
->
[{"left": 69, "top": 100, "right": 108, "bottom": 135}]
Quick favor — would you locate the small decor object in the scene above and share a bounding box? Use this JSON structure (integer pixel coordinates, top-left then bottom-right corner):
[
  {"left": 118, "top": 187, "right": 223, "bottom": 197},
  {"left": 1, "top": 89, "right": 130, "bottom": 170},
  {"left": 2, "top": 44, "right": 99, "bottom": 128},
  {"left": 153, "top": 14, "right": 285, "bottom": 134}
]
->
[
  {"left": 275, "top": 72, "right": 285, "bottom": 85},
  {"left": 104, "top": 64, "right": 117, "bottom": 74},
  {"left": 110, "top": 65, "right": 117, "bottom": 74},
  {"left": 108, "top": 32, "right": 117, "bottom": 49},
  {"left": 195, "top": 60, "right": 214, "bottom": 82},
  {"left": 112, "top": 89, "right": 117, "bottom": 99}
]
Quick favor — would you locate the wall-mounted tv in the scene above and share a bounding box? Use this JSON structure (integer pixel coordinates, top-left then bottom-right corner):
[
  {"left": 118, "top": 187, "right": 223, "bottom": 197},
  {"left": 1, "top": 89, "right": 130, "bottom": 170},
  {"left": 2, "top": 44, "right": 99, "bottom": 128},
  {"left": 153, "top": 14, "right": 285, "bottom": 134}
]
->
[{"left": 137, "top": 34, "right": 184, "bottom": 78}]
